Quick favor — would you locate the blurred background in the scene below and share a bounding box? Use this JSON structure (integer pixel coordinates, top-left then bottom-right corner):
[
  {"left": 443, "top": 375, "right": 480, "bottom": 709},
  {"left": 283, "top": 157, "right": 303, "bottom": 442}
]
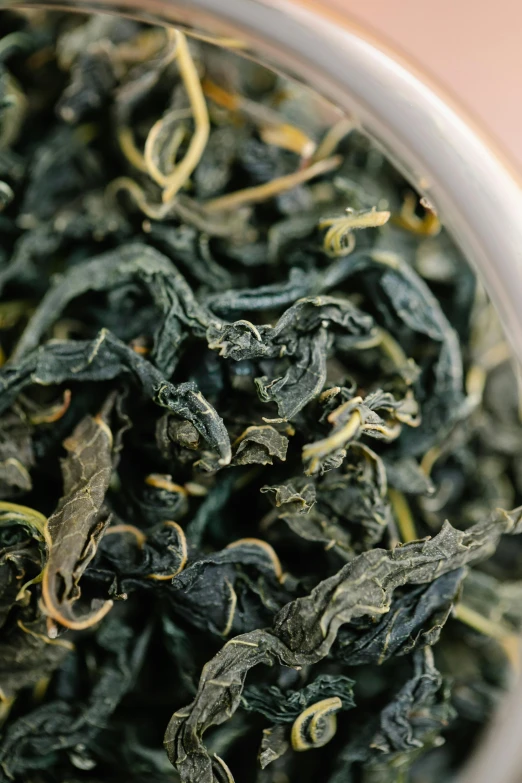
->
[{"left": 317, "top": 0, "right": 522, "bottom": 170}]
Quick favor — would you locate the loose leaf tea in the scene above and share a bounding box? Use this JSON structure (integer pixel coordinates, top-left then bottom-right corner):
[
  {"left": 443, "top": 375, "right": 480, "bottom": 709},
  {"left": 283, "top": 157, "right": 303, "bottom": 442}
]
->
[{"left": 0, "top": 10, "right": 520, "bottom": 783}]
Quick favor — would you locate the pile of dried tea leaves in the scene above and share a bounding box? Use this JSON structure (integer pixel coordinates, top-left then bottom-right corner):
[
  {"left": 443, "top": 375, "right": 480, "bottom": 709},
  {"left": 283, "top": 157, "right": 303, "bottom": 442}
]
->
[{"left": 1, "top": 11, "right": 522, "bottom": 783}]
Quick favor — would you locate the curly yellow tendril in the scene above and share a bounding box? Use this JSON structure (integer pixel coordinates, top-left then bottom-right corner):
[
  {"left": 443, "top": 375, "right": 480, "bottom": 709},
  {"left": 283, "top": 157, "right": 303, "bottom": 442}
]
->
[
  {"left": 111, "top": 30, "right": 209, "bottom": 214},
  {"left": 319, "top": 207, "right": 390, "bottom": 257},
  {"left": 144, "top": 115, "right": 188, "bottom": 188},
  {"left": 393, "top": 191, "right": 441, "bottom": 236},
  {"left": 161, "top": 30, "right": 209, "bottom": 203},
  {"left": 291, "top": 697, "right": 343, "bottom": 751}
]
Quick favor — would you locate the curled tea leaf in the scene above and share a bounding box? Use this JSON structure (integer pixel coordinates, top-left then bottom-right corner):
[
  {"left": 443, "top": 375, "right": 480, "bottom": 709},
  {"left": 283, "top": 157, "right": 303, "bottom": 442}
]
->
[
  {"left": 232, "top": 425, "right": 288, "bottom": 466},
  {"left": 303, "top": 390, "right": 420, "bottom": 475},
  {"left": 1, "top": 329, "right": 232, "bottom": 465},
  {"left": 42, "top": 413, "right": 114, "bottom": 630},
  {"left": 329, "top": 649, "right": 453, "bottom": 782},
  {"left": 100, "top": 520, "right": 187, "bottom": 583},
  {"left": 258, "top": 725, "right": 289, "bottom": 769},
  {"left": 0, "top": 615, "right": 151, "bottom": 778},
  {"left": 0, "top": 501, "right": 49, "bottom": 621},
  {"left": 0, "top": 615, "right": 73, "bottom": 699},
  {"left": 243, "top": 674, "right": 354, "bottom": 724}
]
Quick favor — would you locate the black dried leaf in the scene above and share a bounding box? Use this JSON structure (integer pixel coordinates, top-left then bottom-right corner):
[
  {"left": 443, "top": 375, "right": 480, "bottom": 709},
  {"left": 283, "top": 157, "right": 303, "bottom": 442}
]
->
[
  {"left": 333, "top": 568, "right": 465, "bottom": 665},
  {"left": 0, "top": 329, "right": 232, "bottom": 465},
  {"left": 329, "top": 649, "right": 454, "bottom": 782},
  {"left": 93, "top": 520, "right": 187, "bottom": 594},
  {"left": 242, "top": 673, "right": 355, "bottom": 724},
  {"left": 0, "top": 615, "right": 151, "bottom": 778},
  {"left": 13, "top": 243, "right": 214, "bottom": 375},
  {"left": 57, "top": 48, "right": 116, "bottom": 124},
  {"left": 167, "top": 539, "right": 291, "bottom": 637},
  {"left": 314, "top": 446, "right": 392, "bottom": 549},
  {"left": 302, "top": 388, "right": 420, "bottom": 476},
  {"left": 0, "top": 613, "right": 73, "bottom": 699},
  {"left": 149, "top": 223, "right": 234, "bottom": 291},
  {"left": 261, "top": 479, "right": 316, "bottom": 516},
  {"left": 21, "top": 128, "right": 105, "bottom": 223},
  {"left": 258, "top": 724, "right": 288, "bottom": 769},
  {"left": 0, "top": 501, "right": 48, "bottom": 630},
  {"left": 232, "top": 425, "right": 288, "bottom": 466},
  {"left": 0, "top": 410, "right": 34, "bottom": 496}
]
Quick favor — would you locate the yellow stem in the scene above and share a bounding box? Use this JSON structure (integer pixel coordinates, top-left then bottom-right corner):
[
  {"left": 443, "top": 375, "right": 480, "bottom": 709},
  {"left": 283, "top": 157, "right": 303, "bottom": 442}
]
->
[
  {"left": 144, "top": 117, "right": 187, "bottom": 187},
  {"left": 312, "top": 117, "right": 354, "bottom": 162},
  {"left": 302, "top": 409, "right": 362, "bottom": 462},
  {"left": 388, "top": 488, "right": 418, "bottom": 543},
  {"left": 162, "top": 31, "right": 210, "bottom": 203},
  {"left": 454, "top": 603, "right": 514, "bottom": 641},
  {"left": 420, "top": 445, "right": 441, "bottom": 478},
  {"left": 117, "top": 126, "right": 148, "bottom": 172},
  {"left": 205, "top": 155, "right": 342, "bottom": 213}
]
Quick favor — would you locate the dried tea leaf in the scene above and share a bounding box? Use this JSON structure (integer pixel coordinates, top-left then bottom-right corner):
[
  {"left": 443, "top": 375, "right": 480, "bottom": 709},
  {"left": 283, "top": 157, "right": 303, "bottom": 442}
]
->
[
  {"left": 168, "top": 539, "right": 290, "bottom": 637},
  {"left": 333, "top": 568, "right": 465, "bottom": 665},
  {"left": 42, "top": 413, "right": 114, "bottom": 629},
  {"left": 0, "top": 503, "right": 47, "bottom": 617},
  {"left": 0, "top": 614, "right": 73, "bottom": 699},
  {"left": 207, "top": 296, "right": 376, "bottom": 420},
  {"left": 164, "top": 507, "right": 522, "bottom": 782},
  {"left": 0, "top": 615, "right": 150, "bottom": 778},
  {"left": 329, "top": 649, "right": 454, "bottom": 782},
  {"left": 0, "top": 411, "right": 34, "bottom": 497},
  {"left": 242, "top": 673, "right": 355, "bottom": 724},
  {"left": 13, "top": 243, "right": 214, "bottom": 373},
  {"left": 258, "top": 724, "right": 288, "bottom": 769},
  {"left": 261, "top": 479, "right": 316, "bottom": 516},
  {"left": 302, "top": 389, "right": 420, "bottom": 476},
  {"left": 0, "top": 329, "right": 232, "bottom": 465},
  {"left": 94, "top": 520, "right": 187, "bottom": 591},
  {"left": 232, "top": 425, "right": 288, "bottom": 466}
]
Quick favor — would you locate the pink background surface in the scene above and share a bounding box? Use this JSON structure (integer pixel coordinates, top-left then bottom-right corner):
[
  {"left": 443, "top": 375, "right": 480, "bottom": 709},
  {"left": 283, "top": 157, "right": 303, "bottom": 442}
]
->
[{"left": 322, "top": 0, "right": 522, "bottom": 171}]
